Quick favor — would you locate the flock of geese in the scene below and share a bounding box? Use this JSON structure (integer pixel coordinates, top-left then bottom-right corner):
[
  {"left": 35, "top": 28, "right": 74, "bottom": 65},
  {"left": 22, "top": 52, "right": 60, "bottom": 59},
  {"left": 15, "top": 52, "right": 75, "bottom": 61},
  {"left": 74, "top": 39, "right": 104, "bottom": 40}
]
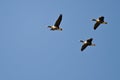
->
[{"left": 48, "top": 14, "right": 107, "bottom": 51}]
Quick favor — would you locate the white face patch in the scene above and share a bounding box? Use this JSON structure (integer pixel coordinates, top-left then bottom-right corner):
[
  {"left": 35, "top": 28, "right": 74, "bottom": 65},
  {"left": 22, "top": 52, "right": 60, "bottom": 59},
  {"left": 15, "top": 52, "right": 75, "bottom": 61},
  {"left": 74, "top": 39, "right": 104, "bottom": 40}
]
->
[
  {"left": 84, "top": 41, "right": 87, "bottom": 44},
  {"left": 51, "top": 26, "right": 56, "bottom": 29},
  {"left": 96, "top": 19, "right": 100, "bottom": 22}
]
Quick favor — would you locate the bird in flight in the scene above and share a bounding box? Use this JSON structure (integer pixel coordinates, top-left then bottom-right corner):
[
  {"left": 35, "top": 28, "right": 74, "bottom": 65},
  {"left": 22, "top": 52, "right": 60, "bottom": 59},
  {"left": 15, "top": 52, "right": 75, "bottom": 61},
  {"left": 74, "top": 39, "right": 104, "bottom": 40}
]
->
[
  {"left": 80, "top": 38, "right": 95, "bottom": 51},
  {"left": 92, "top": 16, "right": 107, "bottom": 30},
  {"left": 48, "top": 14, "right": 62, "bottom": 31}
]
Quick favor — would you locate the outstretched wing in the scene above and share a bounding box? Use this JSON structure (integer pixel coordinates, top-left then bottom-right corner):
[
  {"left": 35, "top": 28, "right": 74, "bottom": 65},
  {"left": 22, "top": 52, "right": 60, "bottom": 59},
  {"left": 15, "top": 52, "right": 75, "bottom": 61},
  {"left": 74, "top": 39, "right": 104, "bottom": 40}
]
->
[
  {"left": 54, "top": 14, "right": 62, "bottom": 27},
  {"left": 94, "top": 22, "right": 100, "bottom": 30},
  {"left": 99, "top": 16, "right": 104, "bottom": 22},
  {"left": 87, "top": 38, "right": 93, "bottom": 42},
  {"left": 81, "top": 44, "right": 88, "bottom": 51}
]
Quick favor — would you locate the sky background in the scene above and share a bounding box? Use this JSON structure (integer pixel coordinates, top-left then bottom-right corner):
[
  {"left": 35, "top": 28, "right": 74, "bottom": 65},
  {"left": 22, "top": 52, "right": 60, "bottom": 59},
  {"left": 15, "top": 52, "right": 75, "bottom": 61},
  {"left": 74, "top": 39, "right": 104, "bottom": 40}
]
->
[{"left": 0, "top": 0, "right": 120, "bottom": 80}]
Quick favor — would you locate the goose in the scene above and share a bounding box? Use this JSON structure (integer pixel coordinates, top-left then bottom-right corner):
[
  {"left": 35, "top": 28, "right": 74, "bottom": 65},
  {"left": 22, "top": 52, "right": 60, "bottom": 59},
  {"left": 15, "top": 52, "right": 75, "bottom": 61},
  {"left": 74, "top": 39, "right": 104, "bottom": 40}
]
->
[
  {"left": 92, "top": 16, "right": 107, "bottom": 30},
  {"left": 80, "top": 38, "right": 95, "bottom": 51},
  {"left": 48, "top": 14, "right": 62, "bottom": 31}
]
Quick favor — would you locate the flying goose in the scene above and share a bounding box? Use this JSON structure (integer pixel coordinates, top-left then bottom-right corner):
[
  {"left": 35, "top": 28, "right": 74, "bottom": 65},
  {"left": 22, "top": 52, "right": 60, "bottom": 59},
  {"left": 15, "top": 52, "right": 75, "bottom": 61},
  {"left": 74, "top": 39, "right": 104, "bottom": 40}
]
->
[
  {"left": 80, "top": 38, "right": 95, "bottom": 51},
  {"left": 92, "top": 16, "right": 107, "bottom": 30},
  {"left": 48, "top": 14, "right": 62, "bottom": 31}
]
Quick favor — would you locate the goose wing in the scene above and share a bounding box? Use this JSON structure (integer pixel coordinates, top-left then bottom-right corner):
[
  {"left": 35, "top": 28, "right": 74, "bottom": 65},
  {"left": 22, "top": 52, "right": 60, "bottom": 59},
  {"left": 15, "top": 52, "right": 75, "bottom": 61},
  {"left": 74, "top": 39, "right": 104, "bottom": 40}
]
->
[
  {"left": 99, "top": 16, "right": 104, "bottom": 22},
  {"left": 81, "top": 44, "right": 88, "bottom": 51},
  {"left": 94, "top": 22, "right": 100, "bottom": 30},
  {"left": 87, "top": 38, "right": 93, "bottom": 42},
  {"left": 54, "top": 14, "right": 62, "bottom": 27}
]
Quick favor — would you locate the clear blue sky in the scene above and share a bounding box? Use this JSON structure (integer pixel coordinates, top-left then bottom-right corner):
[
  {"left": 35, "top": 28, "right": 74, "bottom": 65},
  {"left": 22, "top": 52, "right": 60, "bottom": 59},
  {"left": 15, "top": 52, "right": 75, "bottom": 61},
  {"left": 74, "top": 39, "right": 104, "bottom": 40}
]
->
[{"left": 0, "top": 0, "right": 120, "bottom": 80}]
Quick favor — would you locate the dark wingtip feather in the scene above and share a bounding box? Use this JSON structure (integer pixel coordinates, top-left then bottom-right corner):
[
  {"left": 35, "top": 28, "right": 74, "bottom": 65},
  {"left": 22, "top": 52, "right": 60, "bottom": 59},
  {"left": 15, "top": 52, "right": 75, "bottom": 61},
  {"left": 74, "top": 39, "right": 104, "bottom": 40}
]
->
[
  {"left": 94, "top": 27, "right": 97, "bottom": 30},
  {"left": 59, "top": 14, "right": 62, "bottom": 18},
  {"left": 81, "top": 48, "right": 84, "bottom": 51},
  {"left": 100, "top": 16, "right": 104, "bottom": 18},
  {"left": 60, "top": 14, "right": 62, "bottom": 16},
  {"left": 89, "top": 38, "right": 93, "bottom": 40}
]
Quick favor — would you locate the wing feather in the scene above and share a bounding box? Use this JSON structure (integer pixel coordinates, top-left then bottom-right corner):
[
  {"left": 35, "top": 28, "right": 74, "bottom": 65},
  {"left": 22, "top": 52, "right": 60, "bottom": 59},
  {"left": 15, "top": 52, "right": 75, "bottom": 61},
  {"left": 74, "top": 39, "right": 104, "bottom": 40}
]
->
[
  {"left": 87, "top": 38, "right": 93, "bottom": 42},
  {"left": 54, "top": 14, "right": 62, "bottom": 27},
  {"left": 99, "top": 16, "right": 104, "bottom": 22},
  {"left": 81, "top": 44, "right": 88, "bottom": 51},
  {"left": 94, "top": 22, "right": 100, "bottom": 30}
]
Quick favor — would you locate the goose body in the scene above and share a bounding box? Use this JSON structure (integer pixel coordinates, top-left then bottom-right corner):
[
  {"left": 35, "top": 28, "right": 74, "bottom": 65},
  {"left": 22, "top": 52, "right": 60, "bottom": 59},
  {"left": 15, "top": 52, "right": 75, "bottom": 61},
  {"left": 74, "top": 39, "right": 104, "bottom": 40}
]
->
[
  {"left": 80, "top": 38, "right": 95, "bottom": 51},
  {"left": 92, "top": 16, "right": 107, "bottom": 30},
  {"left": 48, "top": 14, "right": 62, "bottom": 31}
]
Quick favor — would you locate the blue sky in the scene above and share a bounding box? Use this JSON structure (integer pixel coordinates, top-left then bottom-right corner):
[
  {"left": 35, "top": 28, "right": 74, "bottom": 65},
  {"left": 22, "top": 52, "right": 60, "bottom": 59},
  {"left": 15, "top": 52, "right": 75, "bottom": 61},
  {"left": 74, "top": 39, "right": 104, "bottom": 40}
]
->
[{"left": 0, "top": 0, "right": 120, "bottom": 80}]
